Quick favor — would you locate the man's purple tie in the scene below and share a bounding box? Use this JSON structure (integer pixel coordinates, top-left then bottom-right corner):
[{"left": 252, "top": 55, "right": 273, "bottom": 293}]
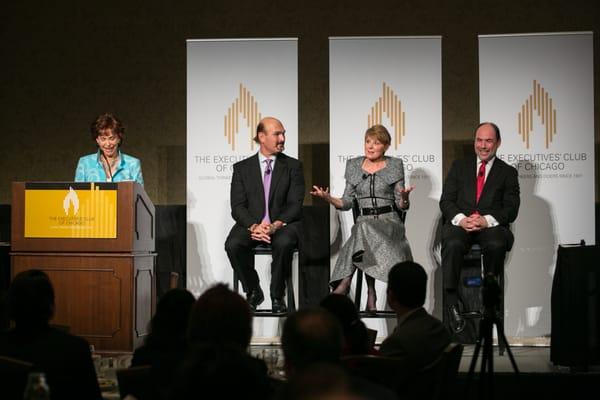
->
[{"left": 262, "top": 159, "right": 273, "bottom": 223}]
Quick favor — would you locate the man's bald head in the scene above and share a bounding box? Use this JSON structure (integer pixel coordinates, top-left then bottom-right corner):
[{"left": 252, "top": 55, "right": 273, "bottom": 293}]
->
[{"left": 255, "top": 117, "right": 286, "bottom": 156}]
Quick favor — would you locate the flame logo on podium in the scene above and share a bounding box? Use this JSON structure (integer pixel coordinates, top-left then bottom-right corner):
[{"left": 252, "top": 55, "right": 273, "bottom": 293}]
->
[
  {"left": 367, "top": 83, "right": 407, "bottom": 150},
  {"left": 224, "top": 84, "right": 262, "bottom": 151},
  {"left": 518, "top": 80, "right": 558, "bottom": 149},
  {"left": 62, "top": 187, "right": 80, "bottom": 216}
]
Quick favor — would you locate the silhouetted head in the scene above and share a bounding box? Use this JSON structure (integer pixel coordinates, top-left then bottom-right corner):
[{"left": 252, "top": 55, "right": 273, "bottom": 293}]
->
[
  {"left": 147, "top": 288, "right": 195, "bottom": 346},
  {"left": 387, "top": 261, "right": 427, "bottom": 312},
  {"left": 187, "top": 284, "right": 252, "bottom": 350},
  {"left": 8, "top": 270, "right": 55, "bottom": 328},
  {"left": 320, "top": 294, "right": 370, "bottom": 355},
  {"left": 281, "top": 308, "right": 343, "bottom": 375}
]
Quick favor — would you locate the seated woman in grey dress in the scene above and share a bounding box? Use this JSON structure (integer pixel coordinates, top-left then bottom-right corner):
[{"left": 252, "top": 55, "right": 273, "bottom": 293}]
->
[{"left": 311, "top": 125, "right": 413, "bottom": 313}]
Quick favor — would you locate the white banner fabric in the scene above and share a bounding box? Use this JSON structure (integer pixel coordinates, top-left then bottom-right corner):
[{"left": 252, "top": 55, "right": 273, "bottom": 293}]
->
[
  {"left": 479, "top": 32, "right": 595, "bottom": 339},
  {"left": 186, "top": 39, "right": 298, "bottom": 340},
  {"left": 329, "top": 37, "right": 443, "bottom": 337}
]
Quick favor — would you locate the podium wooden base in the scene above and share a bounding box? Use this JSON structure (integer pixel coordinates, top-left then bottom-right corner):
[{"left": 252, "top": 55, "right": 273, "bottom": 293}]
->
[{"left": 11, "top": 252, "right": 156, "bottom": 353}]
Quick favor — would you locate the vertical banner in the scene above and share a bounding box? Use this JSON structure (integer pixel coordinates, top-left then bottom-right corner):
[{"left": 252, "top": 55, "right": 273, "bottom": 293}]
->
[
  {"left": 479, "top": 32, "right": 594, "bottom": 340},
  {"left": 330, "top": 37, "right": 442, "bottom": 337},
  {"left": 187, "top": 39, "right": 297, "bottom": 340}
]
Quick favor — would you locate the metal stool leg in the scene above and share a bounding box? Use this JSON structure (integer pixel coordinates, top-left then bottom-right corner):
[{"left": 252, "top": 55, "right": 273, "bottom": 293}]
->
[
  {"left": 287, "top": 275, "right": 296, "bottom": 312},
  {"left": 233, "top": 270, "right": 239, "bottom": 293},
  {"left": 354, "top": 269, "right": 363, "bottom": 310}
]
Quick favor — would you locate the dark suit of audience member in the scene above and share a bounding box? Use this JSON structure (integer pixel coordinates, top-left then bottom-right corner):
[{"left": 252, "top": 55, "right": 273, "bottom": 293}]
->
[
  {"left": 0, "top": 270, "right": 101, "bottom": 399},
  {"left": 131, "top": 288, "right": 195, "bottom": 400},
  {"left": 281, "top": 308, "right": 397, "bottom": 400},
  {"left": 439, "top": 122, "right": 520, "bottom": 328},
  {"left": 170, "top": 284, "right": 271, "bottom": 399},
  {"left": 380, "top": 262, "right": 451, "bottom": 372},
  {"left": 225, "top": 117, "right": 305, "bottom": 313}
]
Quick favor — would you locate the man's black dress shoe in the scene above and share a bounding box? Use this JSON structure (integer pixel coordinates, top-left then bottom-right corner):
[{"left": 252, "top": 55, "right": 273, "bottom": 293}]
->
[
  {"left": 271, "top": 298, "right": 287, "bottom": 314},
  {"left": 247, "top": 287, "right": 264, "bottom": 311},
  {"left": 448, "top": 304, "right": 466, "bottom": 333}
]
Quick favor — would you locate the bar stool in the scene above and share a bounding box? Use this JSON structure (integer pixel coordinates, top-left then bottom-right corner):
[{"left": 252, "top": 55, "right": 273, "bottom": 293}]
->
[{"left": 233, "top": 243, "right": 299, "bottom": 315}]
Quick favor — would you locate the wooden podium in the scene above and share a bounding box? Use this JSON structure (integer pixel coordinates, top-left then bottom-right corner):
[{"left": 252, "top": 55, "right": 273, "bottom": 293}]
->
[{"left": 10, "top": 182, "right": 156, "bottom": 353}]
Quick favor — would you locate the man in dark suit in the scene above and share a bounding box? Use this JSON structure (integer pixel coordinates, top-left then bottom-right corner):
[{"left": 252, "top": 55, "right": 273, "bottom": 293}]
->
[
  {"left": 439, "top": 122, "right": 520, "bottom": 331},
  {"left": 380, "top": 261, "right": 451, "bottom": 370},
  {"left": 225, "top": 117, "right": 304, "bottom": 313},
  {"left": 0, "top": 270, "right": 101, "bottom": 399}
]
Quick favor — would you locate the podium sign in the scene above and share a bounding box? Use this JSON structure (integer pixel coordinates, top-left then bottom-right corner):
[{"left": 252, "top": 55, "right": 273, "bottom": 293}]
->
[
  {"left": 11, "top": 181, "right": 156, "bottom": 352},
  {"left": 24, "top": 182, "right": 117, "bottom": 238}
]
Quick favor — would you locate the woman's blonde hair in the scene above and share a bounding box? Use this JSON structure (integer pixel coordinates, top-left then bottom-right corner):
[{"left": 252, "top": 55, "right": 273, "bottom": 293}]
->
[{"left": 364, "top": 124, "right": 391, "bottom": 146}]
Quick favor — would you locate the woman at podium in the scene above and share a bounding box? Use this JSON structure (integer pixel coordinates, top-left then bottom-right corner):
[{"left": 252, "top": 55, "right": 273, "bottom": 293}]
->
[{"left": 74, "top": 113, "right": 144, "bottom": 184}]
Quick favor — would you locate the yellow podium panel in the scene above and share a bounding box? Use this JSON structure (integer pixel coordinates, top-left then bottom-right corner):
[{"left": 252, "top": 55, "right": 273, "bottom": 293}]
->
[{"left": 24, "top": 182, "right": 117, "bottom": 238}]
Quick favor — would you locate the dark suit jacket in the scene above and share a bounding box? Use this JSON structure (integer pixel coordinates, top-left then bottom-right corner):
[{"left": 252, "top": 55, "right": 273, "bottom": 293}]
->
[
  {"left": 0, "top": 325, "right": 101, "bottom": 399},
  {"left": 230, "top": 152, "right": 304, "bottom": 229},
  {"left": 439, "top": 156, "right": 520, "bottom": 226},
  {"left": 379, "top": 308, "right": 451, "bottom": 371}
]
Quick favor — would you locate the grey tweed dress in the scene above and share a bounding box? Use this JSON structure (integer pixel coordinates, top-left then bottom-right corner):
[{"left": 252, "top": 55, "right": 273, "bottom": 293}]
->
[{"left": 331, "top": 156, "right": 413, "bottom": 284}]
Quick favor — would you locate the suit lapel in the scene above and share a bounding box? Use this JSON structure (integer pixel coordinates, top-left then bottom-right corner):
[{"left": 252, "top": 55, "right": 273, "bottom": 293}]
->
[
  {"left": 250, "top": 154, "right": 266, "bottom": 219},
  {"left": 465, "top": 158, "right": 477, "bottom": 205},
  {"left": 480, "top": 158, "right": 501, "bottom": 201},
  {"left": 269, "top": 154, "right": 287, "bottom": 202},
  {"left": 250, "top": 154, "right": 263, "bottom": 191}
]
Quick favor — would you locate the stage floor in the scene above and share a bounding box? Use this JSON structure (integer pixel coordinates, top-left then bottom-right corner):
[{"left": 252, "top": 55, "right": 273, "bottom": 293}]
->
[{"left": 460, "top": 345, "right": 557, "bottom": 373}]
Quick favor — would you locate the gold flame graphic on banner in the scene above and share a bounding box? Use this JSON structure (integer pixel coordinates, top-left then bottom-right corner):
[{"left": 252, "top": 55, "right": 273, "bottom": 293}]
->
[
  {"left": 367, "top": 82, "right": 406, "bottom": 150},
  {"left": 518, "top": 80, "right": 557, "bottom": 149},
  {"left": 224, "top": 84, "right": 262, "bottom": 151}
]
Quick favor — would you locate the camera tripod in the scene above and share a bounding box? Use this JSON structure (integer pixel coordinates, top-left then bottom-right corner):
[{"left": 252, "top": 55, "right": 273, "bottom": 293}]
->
[{"left": 466, "top": 274, "right": 520, "bottom": 400}]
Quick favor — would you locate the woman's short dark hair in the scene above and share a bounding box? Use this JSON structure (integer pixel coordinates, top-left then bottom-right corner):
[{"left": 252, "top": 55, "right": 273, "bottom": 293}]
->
[{"left": 90, "top": 113, "right": 125, "bottom": 144}]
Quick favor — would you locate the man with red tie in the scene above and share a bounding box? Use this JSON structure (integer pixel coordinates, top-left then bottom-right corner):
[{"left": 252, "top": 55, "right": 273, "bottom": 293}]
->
[
  {"left": 439, "top": 122, "right": 520, "bottom": 332},
  {"left": 225, "top": 117, "right": 305, "bottom": 314}
]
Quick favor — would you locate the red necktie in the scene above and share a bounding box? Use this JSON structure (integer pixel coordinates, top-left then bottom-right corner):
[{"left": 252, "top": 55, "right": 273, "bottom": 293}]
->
[{"left": 476, "top": 160, "right": 487, "bottom": 204}]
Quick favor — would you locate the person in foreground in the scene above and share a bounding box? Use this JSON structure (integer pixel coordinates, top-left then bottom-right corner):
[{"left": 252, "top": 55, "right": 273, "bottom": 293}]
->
[
  {"left": 130, "top": 288, "right": 195, "bottom": 400},
  {"left": 311, "top": 125, "right": 413, "bottom": 313},
  {"left": 225, "top": 117, "right": 305, "bottom": 313},
  {"left": 170, "top": 284, "right": 271, "bottom": 399},
  {"left": 379, "top": 261, "right": 451, "bottom": 371},
  {"left": 439, "top": 122, "right": 520, "bottom": 332},
  {"left": 320, "top": 293, "right": 379, "bottom": 356},
  {"left": 0, "top": 270, "right": 101, "bottom": 399},
  {"left": 75, "top": 112, "right": 144, "bottom": 184},
  {"left": 281, "top": 308, "right": 397, "bottom": 400}
]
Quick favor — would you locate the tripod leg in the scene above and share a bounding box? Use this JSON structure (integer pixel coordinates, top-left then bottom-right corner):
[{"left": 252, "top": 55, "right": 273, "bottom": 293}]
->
[
  {"left": 486, "top": 331, "right": 495, "bottom": 400},
  {"left": 497, "top": 323, "right": 520, "bottom": 374},
  {"left": 496, "top": 316, "right": 506, "bottom": 356},
  {"left": 479, "top": 335, "right": 488, "bottom": 400},
  {"left": 466, "top": 337, "right": 483, "bottom": 398}
]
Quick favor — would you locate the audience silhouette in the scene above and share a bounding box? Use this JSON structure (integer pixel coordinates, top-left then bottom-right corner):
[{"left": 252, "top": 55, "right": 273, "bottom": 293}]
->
[
  {"left": 380, "top": 261, "right": 451, "bottom": 369},
  {"left": 320, "top": 293, "right": 378, "bottom": 356},
  {"left": 0, "top": 269, "right": 101, "bottom": 399},
  {"left": 131, "top": 288, "right": 195, "bottom": 400},
  {"left": 170, "top": 284, "right": 271, "bottom": 399}
]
